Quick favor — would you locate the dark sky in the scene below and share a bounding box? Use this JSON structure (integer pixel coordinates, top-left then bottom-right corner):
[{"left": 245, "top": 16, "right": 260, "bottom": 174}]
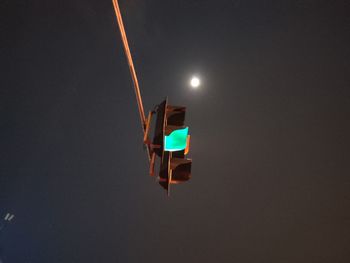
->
[{"left": 1, "top": 0, "right": 350, "bottom": 262}]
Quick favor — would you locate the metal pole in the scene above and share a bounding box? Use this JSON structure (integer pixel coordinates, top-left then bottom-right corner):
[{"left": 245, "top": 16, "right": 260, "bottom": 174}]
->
[{"left": 112, "top": 0, "right": 147, "bottom": 131}]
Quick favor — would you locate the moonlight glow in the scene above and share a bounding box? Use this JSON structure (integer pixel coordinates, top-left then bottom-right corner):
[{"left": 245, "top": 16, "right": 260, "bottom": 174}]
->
[{"left": 190, "top": 77, "right": 200, "bottom": 88}]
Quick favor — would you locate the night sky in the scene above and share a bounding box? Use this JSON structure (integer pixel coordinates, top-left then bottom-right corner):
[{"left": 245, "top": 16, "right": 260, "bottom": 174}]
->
[{"left": 1, "top": 0, "right": 350, "bottom": 262}]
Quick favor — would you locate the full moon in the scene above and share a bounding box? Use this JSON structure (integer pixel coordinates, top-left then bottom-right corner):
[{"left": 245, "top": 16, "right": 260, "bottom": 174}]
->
[{"left": 190, "top": 76, "right": 200, "bottom": 88}]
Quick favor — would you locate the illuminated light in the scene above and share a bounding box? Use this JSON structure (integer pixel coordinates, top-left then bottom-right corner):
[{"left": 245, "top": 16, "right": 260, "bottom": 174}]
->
[
  {"left": 190, "top": 77, "right": 200, "bottom": 88},
  {"left": 164, "top": 127, "right": 189, "bottom": 151}
]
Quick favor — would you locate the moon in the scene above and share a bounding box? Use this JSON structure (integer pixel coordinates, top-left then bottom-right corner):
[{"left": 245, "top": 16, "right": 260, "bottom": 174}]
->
[{"left": 190, "top": 76, "right": 200, "bottom": 89}]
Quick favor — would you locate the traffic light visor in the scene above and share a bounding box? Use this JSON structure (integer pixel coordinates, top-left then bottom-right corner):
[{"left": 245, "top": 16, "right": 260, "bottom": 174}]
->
[{"left": 164, "top": 127, "right": 189, "bottom": 152}]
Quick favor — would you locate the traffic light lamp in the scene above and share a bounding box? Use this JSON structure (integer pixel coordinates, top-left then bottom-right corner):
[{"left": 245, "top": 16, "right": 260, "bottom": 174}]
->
[
  {"left": 158, "top": 152, "right": 192, "bottom": 192},
  {"left": 144, "top": 98, "right": 192, "bottom": 195},
  {"left": 164, "top": 127, "right": 189, "bottom": 152}
]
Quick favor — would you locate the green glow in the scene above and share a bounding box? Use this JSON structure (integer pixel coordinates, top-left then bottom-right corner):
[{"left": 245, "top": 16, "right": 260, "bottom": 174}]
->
[{"left": 164, "top": 127, "right": 189, "bottom": 152}]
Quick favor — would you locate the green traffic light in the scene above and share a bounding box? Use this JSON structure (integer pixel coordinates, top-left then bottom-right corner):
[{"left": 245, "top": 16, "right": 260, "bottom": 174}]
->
[{"left": 164, "top": 127, "right": 189, "bottom": 152}]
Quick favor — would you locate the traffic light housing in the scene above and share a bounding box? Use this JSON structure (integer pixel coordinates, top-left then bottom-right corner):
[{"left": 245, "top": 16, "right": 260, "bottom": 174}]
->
[{"left": 148, "top": 98, "right": 192, "bottom": 195}]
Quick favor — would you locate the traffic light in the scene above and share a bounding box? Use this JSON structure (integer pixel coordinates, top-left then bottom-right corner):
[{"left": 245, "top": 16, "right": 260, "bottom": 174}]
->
[
  {"left": 112, "top": 0, "right": 193, "bottom": 195},
  {"left": 149, "top": 98, "right": 192, "bottom": 195}
]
